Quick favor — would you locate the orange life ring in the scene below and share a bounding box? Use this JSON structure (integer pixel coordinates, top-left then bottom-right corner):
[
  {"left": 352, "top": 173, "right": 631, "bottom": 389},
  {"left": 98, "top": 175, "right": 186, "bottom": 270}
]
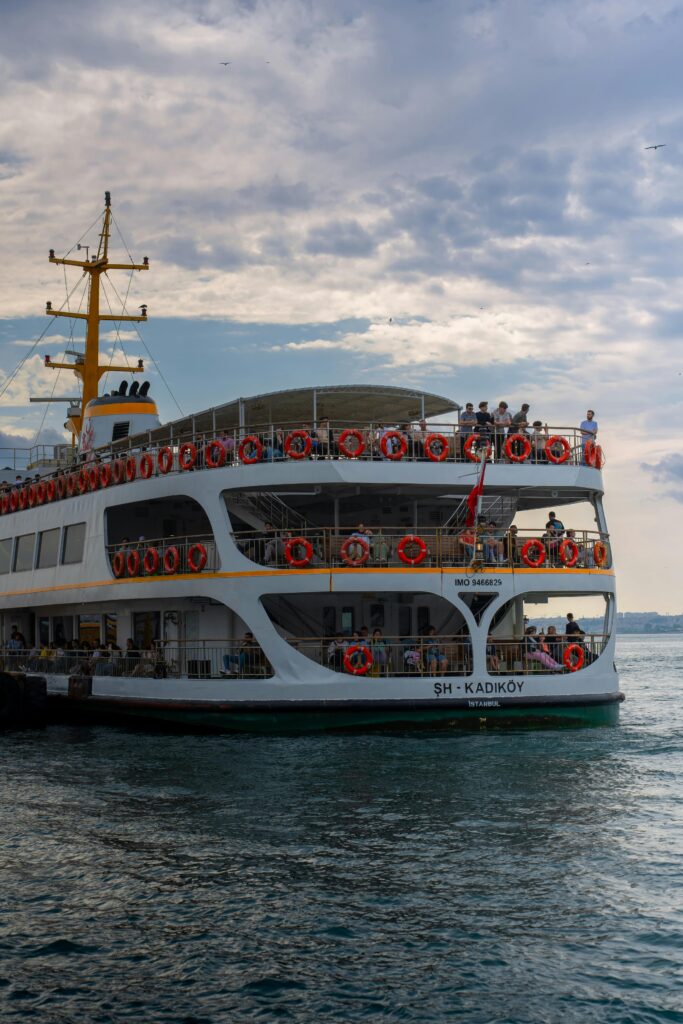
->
[
  {"left": 19, "top": 488, "right": 28, "bottom": 510},
  {"left": 338, "top": 428, "right": 365, "bottom": 458},
  {"left": 139, "top": 453, "right": 154, "bottom": 479},
  {"left": 521, "top": 538, "right": 546, "bottom": 567},
  {"left": 179, "top": 442, "right": 197, "bottom": 470},
  {"left": 284, "top": 430, "right": 312, "bottom": 459},
  {"left": 284, "top": 536, "right": 313, "bottom": 568},
  {"left": 89, "top": 466, "right": 99, "bottom": 490},
  {"left": 125, "top": 456, "right": 137, "bottom": 482},
  {"left": 10, "top": 490, "right": 18, "bottom": 512},
  {"left": 164, "top": 546, "right": 180, "bottom": 574},
  {"left": 143, "top": 547, "right": 160, "bottom": 575},
  {"left": 424, "top": 433, "right": 449, "bottom": 462},
  {"left": 56, "top": 477, "right": 66, "bottom": 499},
  {"left": 66, "top": 474, "right": 77, "bottom": 497},
  {"left": 564, "top": 643, "right": 584, "bottom": 672},
  {"left": 77, "top": 470, "right": 88, "bottom": 494},
  {"left": 397, "top": 534, "right": 428, "bottom": 566},
  {"left": 36, "top": 482, "right": 46, "bottom": 505},
  {"left": 593, "top": 445, "right": 604, "bottom": 469},
  {"left": 45, "top": 480, "right": 55, "bottom": 503},
  {"left": 545, "top": 435, "right": 571, "bottom": 464},
  {"left": 340, "top": 536, "right": 370, "bottom": 566},
  {"left": 112, "top": 551, "right": 126, "bottom": 578},
  {"left": 99, "top": 463, "right": 112, "bottom": 488},
  {"left": 464, "top": 433, "right": 491, "bottom": 462},
  {"left": 112, "top": 460, "right": 125, "bottom": 485},
  {"left": 1, "top": 495, "right": 9, "bottom": 515},
  {"left": 558, "top": 538, "right": 580, "bottom": 567},
  {"left": 238, "top": 435, "right": 263, "bottom": 465},
  {"left": 504, "top": 433, "right": 532, "bottom": 462},
  {"left": 28, "top": 485, "right": 37, "bottom": 507},
  {"left": 380, "top": 431, "right": 407, "bottom": 460},
  {"left": 188, "top": 542, "right": 207, "bottom": 572},
  {"left": 343, "top": 644, "right": 373, "bottom": 676},
  {"left": 127, "top": 550, "right": 141, "bottom": 576},
  {"left": 593, "top": 541, "right": 608, "bottom": 567},
  {"left": 584, "top": 440, "right": 598, "bottom": 467},
  {"left": 205, "top": 440, "right": 226, "bottom": 468},
  {"left": 157, "top": 446, "right": 174, "bottom": 474}
]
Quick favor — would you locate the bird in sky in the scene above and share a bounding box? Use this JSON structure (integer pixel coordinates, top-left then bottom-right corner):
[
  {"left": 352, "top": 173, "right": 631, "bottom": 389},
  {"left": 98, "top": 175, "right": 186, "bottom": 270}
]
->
[
  {"left": 220, "top": 61, "right": 231, "bottom": 66},
  {"left": 644, "top": 144, "right": 666, "bottom": 150}
]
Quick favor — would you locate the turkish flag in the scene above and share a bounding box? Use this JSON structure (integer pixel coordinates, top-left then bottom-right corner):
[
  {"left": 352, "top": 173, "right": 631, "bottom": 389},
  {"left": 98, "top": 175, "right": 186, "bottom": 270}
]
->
[{"left": 465, "top": 455, "right": 487, "bottom": 526}]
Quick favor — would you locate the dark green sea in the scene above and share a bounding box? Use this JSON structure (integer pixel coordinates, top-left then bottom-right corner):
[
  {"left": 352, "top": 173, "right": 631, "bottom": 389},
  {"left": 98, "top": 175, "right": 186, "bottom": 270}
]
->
[{"left": 1, "top": 635, "right": 681, "bottom": 1023}]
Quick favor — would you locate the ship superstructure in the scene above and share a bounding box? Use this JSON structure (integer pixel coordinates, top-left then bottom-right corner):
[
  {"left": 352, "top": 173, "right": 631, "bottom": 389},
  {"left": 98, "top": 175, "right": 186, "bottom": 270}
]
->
[{"left": 0, "top": 196, "right": 621, "bottom": 730}]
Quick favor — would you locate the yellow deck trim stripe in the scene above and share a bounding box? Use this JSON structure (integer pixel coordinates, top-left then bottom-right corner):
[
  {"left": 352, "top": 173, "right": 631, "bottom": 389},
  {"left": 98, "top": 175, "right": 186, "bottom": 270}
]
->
[
  {"left": 0, "top": 565, "right": 615, "bottom": 599},
  {"left": 85, "top": 401, "right": 157, "bottom": 418}
]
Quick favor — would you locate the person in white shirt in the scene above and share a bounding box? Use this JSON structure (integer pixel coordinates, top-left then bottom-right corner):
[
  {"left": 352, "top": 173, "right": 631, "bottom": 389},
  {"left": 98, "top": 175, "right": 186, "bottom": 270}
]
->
[
  {"left": 493, "top": 401, "right": 512, "bottom": 459},
  {"left": 580, "top": 410, "right": 598, "bottom": 463}
]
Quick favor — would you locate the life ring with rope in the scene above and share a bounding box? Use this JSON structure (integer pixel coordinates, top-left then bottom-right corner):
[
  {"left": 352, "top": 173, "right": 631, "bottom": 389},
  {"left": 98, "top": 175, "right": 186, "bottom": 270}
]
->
[
  {"left": 188, "top": 542, "right": 207, "bottom": 572},
  {"left": 284, "top": 536, "right": 313, "bottom": 568},
  {"left": 340, "top": 536, "right": 370, "bottom": 567},
  {"left": 593, "top": 541, "right": 608, "bottom": 567},
  {"left": 164, "top": 546, "right": 180, "bottom": 574},
  {"left": 45, "top": 479, "right": 56, "bottom": 502},
  {"left": 504, "top": 433, "right": 532, "bottom": 462},
  {"left": 545, "top": 435, "right": 571, "bottom": 464},
  {"left": 380, "top": 431, "right": 407, "bottom": 460},
  {"left": 112, "top": 460, "right": 125, "bottom": 485},
  {"left": 126, "top": 550, "right": 141, "bottom": 577},
  {"left": 521, "top": 538, "right": 546, "bottom": 568},
  {"left": 179, "top": 442, "right": 197, "bottom": 471},
  {"left": 139, "top": 453, "right": 154, "bottom": 479},
  {"left": 89, "top": 466, "right": 99, "bottom": 490},
  {"left": 464, "top": 433, "right": 491, "bottom": 463},
  {"left": 424, "top": 433, "right": 449, "bottom": 462},
  {"left": 143, "top": 547, "right": 160, "bottom": 575},
  {"left": 157, "top": 446, "right": 174, "bottom": 474},
  {"left": 343, "top": 644, "right": 373, "bottom": 676},
  {"left": 564, "top": 643, "right": 584, "bottom": 672},
  {"left": 112, "top": 551, "right": 126, "bottom": 578},
  {"left": 205, "top": 440, "right": 226, "bottom": 468},
  {"left": 99, "top": 463, "right": 112, "bottom": 488},
  {"left": 284, "top": 430, "right": 312, "bottom": 460},
  {"left": 397, "top": 534, "right": 428, "bottom": 566},
  {"left": 238, "top": 435, "right": 263, "bottom": 465},
  {"left": 338, "top": 428, "right": 365, "bottom": 459},
  {"left": 558, "top": 538, "right": 580, "bottom": 567},
  {"left": 125, "top": 457, "right": 137, "bottom": 482}
]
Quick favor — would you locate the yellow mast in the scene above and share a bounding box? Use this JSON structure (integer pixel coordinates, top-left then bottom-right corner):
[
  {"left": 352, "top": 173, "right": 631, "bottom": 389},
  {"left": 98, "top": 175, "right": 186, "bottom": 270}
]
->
[{"left": 45, "top": 191, "right": 149, "bottom": 437}]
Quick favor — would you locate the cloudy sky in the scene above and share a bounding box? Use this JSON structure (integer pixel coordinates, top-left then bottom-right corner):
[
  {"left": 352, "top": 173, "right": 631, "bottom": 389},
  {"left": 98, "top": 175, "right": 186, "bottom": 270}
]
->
[{"left": 1, "top": 0, "right": 682, "bottom": 611}]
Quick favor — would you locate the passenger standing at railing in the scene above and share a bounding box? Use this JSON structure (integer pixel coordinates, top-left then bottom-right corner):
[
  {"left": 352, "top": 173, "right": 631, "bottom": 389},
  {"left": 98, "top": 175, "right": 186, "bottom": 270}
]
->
[
  {"left": 503, "top": 525, "right": 520, "bottom": 565},
  {"left": 530, "top": 421, "right": 548, "bottom": 462},
  {"left": 493, "top": 402, "right": 512, "bottom": 459},
  {"left": 458, "top": 403, "right": 477, "bottom": 456},
  {"left": 410, "top": 419, "right": 428, "bottom": 459},
  {"left": 348, "top": 523, "right": 372, "bottom": 563},
  {"left": 545, "top": 626, "right": 563, "bottom": 665},
  {"left": 510, "top": 403, "right": 531, "bottom": 433},
  {"left": 219, "top": 431, "right": 235, "bottom": 462},
  {"left": 327, "top": 635, "right": 346, "bottom": 671},
  {"left": 369, "top": 629, "right": 388, "bottom": 676},
  {"left": 317, "top": 416, "right": 336, "bottom": 458},
  {"left": 545, "top": 511, "right": 565, "bottom": 563},
  {"left": 580, "top": 410, "right": 598, "bottom": 464},
  {"left": 475, "top": 401, "right": 494, "bottom": 438}
]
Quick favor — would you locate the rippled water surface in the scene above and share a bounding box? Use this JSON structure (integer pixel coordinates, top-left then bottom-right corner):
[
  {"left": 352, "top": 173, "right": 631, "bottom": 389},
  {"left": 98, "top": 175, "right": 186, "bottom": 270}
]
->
[{"left": 1, "top": 635, "right": 682, "bottom": 1023}]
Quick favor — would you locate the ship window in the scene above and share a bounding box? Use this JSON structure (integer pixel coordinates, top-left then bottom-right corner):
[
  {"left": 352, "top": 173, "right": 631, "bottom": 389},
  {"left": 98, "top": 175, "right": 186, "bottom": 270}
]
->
[
  {"left": 112, "top": 421, "right": 130, "bottom": 442},
  {"left": 0, "top": 538, "right": 11, "bottom": 575},
  {"left": 104, "top": 614, "right": 117, "bottom": 645},
  {"left": 14, "top": 533, "right": 35, "bottom": 572},
  {"left": 38, "top": 617, "right": 50, "bottom": 645},
  {"left": 341, "top": 607, "right": 354, "bottom": 635},
  {"left": 78, "top": 614, "right": 101, "bottom": 646},
  {"left": 37, "top": 528, "right": 60, "bottom": 569},
  {"left": 62, "top": 522, "right": 86, "bottom": 564}
]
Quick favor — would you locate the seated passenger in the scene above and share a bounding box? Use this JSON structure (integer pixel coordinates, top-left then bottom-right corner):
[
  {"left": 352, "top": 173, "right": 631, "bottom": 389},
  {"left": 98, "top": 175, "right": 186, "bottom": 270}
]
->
[
  {"left": 423, "top": 626, "right": 449, "bottom": 675},
  {"left": 503, "top": 524, "right": 519, "bottom": 565},
  {"left": 403, "top": 640, "right": 423, "bottom": 674},
  {"left": 369, "top": 628, "right": 389, "bottom": 676},
  {"left": 348, "top": 523, "right": 372, "bottom": 562},
  {"left": 545, "top": 626, "right": 563, "bottom": 664},
  {"left": 524, "top": 627, "right": 562, "bottom": 670},
  {"left": 457, "top": 527, "right": 476, "bottom": 564},
  {"left": 327, "top": 635, "right": 346, "bottom": 671},
  {"left": 486, "top": 635, "right": 500, "bottom": 672}
]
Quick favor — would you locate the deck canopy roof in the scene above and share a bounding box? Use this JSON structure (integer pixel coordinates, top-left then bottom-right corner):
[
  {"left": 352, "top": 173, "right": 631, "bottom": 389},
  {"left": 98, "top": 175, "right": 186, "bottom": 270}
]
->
[{"left": 120, "top": 384, "right": 460, "bottom": 447}]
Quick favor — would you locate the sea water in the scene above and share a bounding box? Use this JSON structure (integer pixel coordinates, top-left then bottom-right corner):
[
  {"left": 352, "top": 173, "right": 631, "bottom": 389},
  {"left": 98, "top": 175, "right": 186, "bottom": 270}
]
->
[{"left": 0, "top": 634, "right": 681, "bottom": 1023}]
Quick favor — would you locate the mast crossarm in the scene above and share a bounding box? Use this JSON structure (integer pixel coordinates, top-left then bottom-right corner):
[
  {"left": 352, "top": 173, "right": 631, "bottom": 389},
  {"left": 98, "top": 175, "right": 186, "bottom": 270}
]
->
[
  {"left": 98, "top": 313, "right": 147, "bottom": 322},
  {"left": 97, "top": 364, "right": 143, "bottom": 376},
  {"left": 46, "top": 360, "right": 84, "bottom": 373},
  {"left": 106, "top": 262, "right": 149, "bottom": 272},
  {"left": 48, "top": 309, "right": 89, "bottom": 320},
  {"left": 49, "top": 257, "right": 92, "bottom": 269}
]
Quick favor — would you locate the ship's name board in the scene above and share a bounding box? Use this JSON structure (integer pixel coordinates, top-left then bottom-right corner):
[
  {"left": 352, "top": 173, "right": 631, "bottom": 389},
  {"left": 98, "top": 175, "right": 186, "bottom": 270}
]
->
[
  {"left": 453, "top": 578, "right": 503, "bottom": 587},
  {"left": 433, "top": 679, "right": 524, "bottom": 696}
]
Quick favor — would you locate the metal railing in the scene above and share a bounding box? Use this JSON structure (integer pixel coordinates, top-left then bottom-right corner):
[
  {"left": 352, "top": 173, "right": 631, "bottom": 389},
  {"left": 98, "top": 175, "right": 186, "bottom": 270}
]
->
[
  {"left": 106, "top": 534, "right": 218, "bottom": 578},
  {"left": 289, "top": 632, "right": 608, "bottom": 676},
  {"left": 232, "top": 526, "right": 612, "bottom": 571},
  {"left": 0, "top": 640, "right": 271, "bottom": 679},
  {"left": 0, "top": 422, "right": 604, "bottom": 520},
  {"left": 486, "top": 634, "right": 609, "bottom": 674},
  {"left": 289, "top": 635, "right": 473, "bottom": 676}
]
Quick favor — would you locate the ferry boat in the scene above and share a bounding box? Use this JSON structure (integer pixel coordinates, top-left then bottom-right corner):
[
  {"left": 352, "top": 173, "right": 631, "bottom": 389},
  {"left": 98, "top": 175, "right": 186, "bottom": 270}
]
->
[{"left": 0, "top": 195, "right": 622, "bottom": 731}]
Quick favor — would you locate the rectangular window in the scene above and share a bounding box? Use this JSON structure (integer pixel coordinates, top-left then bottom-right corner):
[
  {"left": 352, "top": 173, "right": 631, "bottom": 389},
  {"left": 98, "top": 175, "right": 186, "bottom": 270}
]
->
[
  {"left": 133, "top": 611, "right": 160, "bottom": 648},
  {"left": 341, "top": 607, "right": 354, "bottom": 636},
  {"left": 14, "top": 533, "right": 35, "bottom": 572},
  {"left": 0, "top": 538, "right": 12, "bottom": 575},
  {"left": 37, "top": 528, "right": 60, "bottom": 569},
  {"left": 112, "top": 422, "right": 130, "bottom": 441},
  {"left": 104, "top": 614, "right": 117, "bottom": 645},
  {"left": 38, "top": 617, "right": 50, "bottom": 646},
  {"left": 62, "top": 522, "right": 86, "bottom": 564}
]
